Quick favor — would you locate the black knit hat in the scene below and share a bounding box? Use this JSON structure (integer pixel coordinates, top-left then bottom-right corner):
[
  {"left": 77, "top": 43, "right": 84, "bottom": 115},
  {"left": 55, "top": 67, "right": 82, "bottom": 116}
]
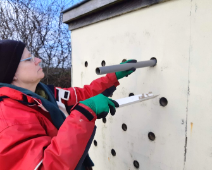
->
[{"left": 0, "top": 40, "right": 26, "bottom": 83}]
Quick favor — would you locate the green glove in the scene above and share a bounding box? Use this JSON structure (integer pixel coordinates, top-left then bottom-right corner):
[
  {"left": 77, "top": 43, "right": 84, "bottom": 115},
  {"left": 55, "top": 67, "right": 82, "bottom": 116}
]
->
[
  {"left": 80, "top": 94, "right": 119, "bottom": 119},
  {"left": 115, "top": 59, "right": 137, "bottom": 80}
]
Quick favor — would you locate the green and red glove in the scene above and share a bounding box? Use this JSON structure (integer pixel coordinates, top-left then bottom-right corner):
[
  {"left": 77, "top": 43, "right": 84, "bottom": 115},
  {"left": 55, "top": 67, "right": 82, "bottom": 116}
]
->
[
  {"left": 80, "top": 94, "right": 119, "bottom": 119},
  {"left": 115, "top": 59, "right": 137, "bottom": 80}
]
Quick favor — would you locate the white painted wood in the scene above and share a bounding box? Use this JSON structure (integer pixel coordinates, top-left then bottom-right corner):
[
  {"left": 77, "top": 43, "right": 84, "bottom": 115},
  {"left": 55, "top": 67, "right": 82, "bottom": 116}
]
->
[{"left": 68, "top": 0, "right": 212, "bottom": 169}]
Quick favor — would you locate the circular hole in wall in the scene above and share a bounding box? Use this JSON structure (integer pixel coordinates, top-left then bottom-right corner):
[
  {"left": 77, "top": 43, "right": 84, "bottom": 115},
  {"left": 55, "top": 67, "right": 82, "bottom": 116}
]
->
[
  {"left": 101, "top": 60, "right": 106, "bottom": 66},
  {"left": 102, "top": 117, "right": 107, "bottom": 123},
  {"left": 150, "top": 57, "right": 157, "bottom": 67},
  {"left": 159, "top": 97, "right": 168, "bottom": 107},
  {"left": 122, "top": 123, "right": 127, "bottom": 131},
  {"left": 148, "top": 132, "right": 156, "bottom": 141},
  {"left": 111, "top": 149, "right": 116, "bottom": 156},
  {"left": 129, "top": 93, "right": 134, "bottom": 97},
  {"left": 85, "top": 61, "right": 88, "bottom": 67},
  {"left": 94, "top": 140, "right": 97, "bottom": 146},
  {"left": 133, "top": 160, "right": 140, "bottom": 169}
]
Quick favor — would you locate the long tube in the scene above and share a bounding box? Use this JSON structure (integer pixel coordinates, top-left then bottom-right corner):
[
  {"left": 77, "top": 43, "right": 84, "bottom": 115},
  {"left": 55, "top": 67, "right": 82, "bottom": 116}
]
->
[{"left": 96, "top": 58, "right": 157, "bottom": 75}]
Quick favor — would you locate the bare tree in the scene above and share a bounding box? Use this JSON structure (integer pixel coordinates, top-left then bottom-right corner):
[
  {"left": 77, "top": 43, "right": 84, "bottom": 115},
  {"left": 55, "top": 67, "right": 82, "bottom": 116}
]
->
[{"left": 0, "top": 0, "right": 73, "bottom": 87}]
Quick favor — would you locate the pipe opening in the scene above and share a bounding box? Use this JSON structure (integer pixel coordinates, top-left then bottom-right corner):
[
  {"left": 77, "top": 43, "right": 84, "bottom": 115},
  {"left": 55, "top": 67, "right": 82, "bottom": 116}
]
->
[
  {"left": 129, "top": 93, "right": 134, "bottom": 97},
  {"left": 101, "top": 60, "right": 106, "bottom": 66},
  {"left": 159, "top": 97, "right": 168, "bottom": 107},
  {"left": 85, "top": 61, "right": 88, "bottom": 67},
  {"left": 133, "top": 160, "right": 139, "bottom": 169},
  {"left": 102, "top": 117, "right": 106, "bottom": 123},
  {"left": 122, "top": 123, "right": 127, "bottom": 131},
  {"left": 94, "top": 140, "right": 97, "bottom": 146},
  {"left": 96, "top": 68, "right": 100, "bottom": 75},
  {"left": 150, "top": 57, "right": 157, "bottom": 67},
  {"left": 111, "top": 149, "right": 116, "bottom": 156},
  {"left": 148, "top": 132, "right": 156, "bottom": 141}
]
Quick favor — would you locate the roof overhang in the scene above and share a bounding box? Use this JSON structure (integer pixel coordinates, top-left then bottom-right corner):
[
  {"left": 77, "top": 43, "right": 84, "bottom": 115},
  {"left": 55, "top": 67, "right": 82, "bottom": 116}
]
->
[{"left": 62, "top": 0, "right": 168, "bottom": 30}]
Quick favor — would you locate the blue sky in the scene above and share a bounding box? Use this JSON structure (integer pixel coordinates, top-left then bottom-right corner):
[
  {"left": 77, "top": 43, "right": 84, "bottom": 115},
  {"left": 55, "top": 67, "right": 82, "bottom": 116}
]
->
[
  {"left": 72, "top": 0, "right": 83, "bottom": 4},
  {"left": 65, "top": 0, "right": 84, "bottom": 8}
]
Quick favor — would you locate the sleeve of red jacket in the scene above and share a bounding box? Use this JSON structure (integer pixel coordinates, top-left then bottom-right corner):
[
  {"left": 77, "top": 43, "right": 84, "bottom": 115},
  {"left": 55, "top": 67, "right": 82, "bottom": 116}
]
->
[
  {"left": 0, "top": 103, "right": 97, "bottom": 170},
  {"left": 39, "top": 103, "right": 96, "bottom": 170},
  {"left": 56, "top": 73, "right": 119, "bottom": 107}
]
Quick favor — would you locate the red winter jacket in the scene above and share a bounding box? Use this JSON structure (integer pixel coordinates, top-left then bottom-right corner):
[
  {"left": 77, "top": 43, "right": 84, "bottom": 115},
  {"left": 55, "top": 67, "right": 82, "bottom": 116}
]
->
[{"left": 0, "top": 73, "right": 119, "bottom": 170}]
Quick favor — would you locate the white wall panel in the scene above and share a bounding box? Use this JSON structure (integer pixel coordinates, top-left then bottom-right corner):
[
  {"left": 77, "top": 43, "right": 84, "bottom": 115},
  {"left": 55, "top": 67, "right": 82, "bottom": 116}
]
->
[
  {"left": 185, "top": 0, "right": 212, "bottom": 169},
  {"left": 70, "top": 0, "right": 212, "bottom": 169}
]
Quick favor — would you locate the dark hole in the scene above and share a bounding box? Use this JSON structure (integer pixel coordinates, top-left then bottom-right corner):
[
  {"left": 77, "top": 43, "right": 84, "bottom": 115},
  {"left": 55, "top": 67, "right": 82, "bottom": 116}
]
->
[
  {"left": 148, "top": 132, "right": 156, "bottom": 141},
  {"left": 102, "top": 117, "right": 106, "bottom": 123},
  {"left": 129, "top": 93, "right": 134, "bottom": 97},
  {"left": 85, "top": 61, "right": 88, "bottom": 67},
  {"left": 94, "top": 140, "right": 97, "bottom": 146},
  {"left": 122, "top": 123, "right": 127, "bottom": 131},
  {"left": 111, "top": 149, "right": 116, "bottom": 156},
  {"left": 150, "top": 57, "right": 157, "bottom": 67},
  {"left": 159, "top": 97, "right": 168, "bottom": 107},
  {"left": 122, "top": 59, "right": 127, "bottom": 63},
  {"left": 133, "top": 160, "right": 139, "bottom": 169},
  {"left": 101, "top": 60, "right": 106, "bottom": 66}
]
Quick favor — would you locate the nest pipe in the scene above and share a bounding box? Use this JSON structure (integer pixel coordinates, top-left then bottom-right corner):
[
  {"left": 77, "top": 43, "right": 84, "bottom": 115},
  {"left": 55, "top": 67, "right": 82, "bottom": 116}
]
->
[{"left": 96, "top": 58, "right": 157, "bottom": 75}]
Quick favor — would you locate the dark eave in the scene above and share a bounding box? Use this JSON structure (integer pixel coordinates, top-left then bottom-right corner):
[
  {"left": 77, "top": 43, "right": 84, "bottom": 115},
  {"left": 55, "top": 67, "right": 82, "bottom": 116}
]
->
[{"left": 62, "top": 0, "right": 168, "bottom": 30}]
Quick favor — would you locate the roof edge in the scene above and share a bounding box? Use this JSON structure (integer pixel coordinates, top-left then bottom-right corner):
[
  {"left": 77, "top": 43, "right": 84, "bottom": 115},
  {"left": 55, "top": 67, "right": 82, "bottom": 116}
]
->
[
  {"left": 62, "top": 0, "right": 124, "bottom": 23},
  {"left": 61, "top": 0, "right": 91, "bottom": 13},
  {"left": 62, "top": 0, "right": 171, "bottom": 30}
]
